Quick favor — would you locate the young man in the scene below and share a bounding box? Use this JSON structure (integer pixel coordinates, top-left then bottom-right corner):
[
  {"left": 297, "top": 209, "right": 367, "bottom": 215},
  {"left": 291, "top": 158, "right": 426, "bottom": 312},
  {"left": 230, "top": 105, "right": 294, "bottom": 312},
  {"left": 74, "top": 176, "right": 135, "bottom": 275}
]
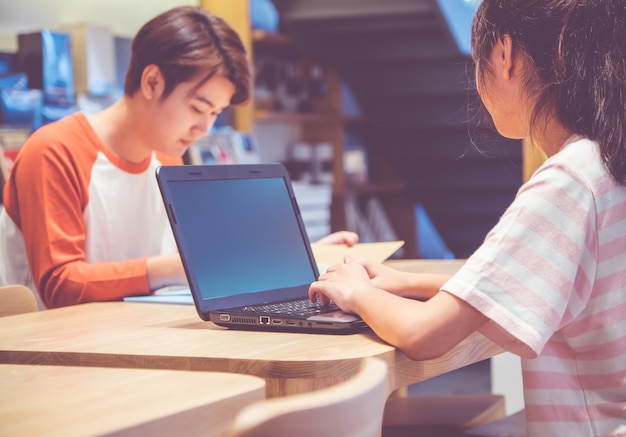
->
[{"left": 0, "top": 6, "right": 356, "bottom": 309}]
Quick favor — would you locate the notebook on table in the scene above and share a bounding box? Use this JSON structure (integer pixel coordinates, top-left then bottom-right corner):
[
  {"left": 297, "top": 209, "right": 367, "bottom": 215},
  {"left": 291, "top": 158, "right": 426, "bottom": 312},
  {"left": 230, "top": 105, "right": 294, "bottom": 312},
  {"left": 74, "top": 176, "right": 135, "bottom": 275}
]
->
[{"left": 153, "top": 163, "right": 368, "bottom": 334}]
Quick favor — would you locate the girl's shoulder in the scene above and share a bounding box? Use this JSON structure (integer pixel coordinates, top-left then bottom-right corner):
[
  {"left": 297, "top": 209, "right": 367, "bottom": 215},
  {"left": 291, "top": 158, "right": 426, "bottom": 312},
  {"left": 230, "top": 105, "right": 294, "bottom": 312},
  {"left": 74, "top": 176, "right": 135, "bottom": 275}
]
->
[{"left": 540, "top": 137, "right": 616, "bottom": 191}]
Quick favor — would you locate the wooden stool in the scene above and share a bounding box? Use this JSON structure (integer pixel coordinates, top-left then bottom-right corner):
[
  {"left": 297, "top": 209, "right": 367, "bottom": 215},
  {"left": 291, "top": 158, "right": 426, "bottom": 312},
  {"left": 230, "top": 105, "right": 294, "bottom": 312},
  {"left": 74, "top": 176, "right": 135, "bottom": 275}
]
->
[
  {"left": 0, "top": 285, "right": 38, "bottom": 317},
  {"left": 464, "top": 409, "right": 526, "bottom": 437},
  {"left": 382, "top": 394, "right": 506, "bottom": 437}
]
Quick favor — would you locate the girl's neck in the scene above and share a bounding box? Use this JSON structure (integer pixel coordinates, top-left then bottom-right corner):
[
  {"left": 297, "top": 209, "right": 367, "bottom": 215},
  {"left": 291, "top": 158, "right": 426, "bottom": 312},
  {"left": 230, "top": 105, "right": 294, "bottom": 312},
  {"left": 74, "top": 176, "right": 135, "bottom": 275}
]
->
[{"left": 532, "top": 117, "right": 575, "bottom": 157}]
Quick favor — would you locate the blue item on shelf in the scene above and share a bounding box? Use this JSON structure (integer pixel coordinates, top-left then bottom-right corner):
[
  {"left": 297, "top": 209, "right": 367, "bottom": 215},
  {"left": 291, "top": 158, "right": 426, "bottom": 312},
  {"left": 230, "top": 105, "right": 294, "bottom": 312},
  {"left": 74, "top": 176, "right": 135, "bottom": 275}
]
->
[
  {"left": 341, "top": 83, "right": 361, "bottom": 118},
  {"left": 415, "top": 203, "right": 455, "bottom": 259},
  {"left": 114, "top": 36, "right": 132, "bottom": 98},
  {"left": 0, "top": 52, "right": 17, "bottom": 76},
  {"left": 42, "top": 30, "right": 75, "bottom": 105},
  {"left": 0, "top": 88, "right": 43, "bottom": 130},
  {"left": 250, "top": 0, "right": 279, "bottom": 33},
  {"left": 0, "top": 73, "right": 27, "bottom": 91},
  {"left": 0, "top": 73, "right": 29, "bottom": 124},
  {"left": 18, "top": 29, "right": 75, "bottom": 106},
  {"left": 41, "top": 104, "right": 79, "bottom": 125}
]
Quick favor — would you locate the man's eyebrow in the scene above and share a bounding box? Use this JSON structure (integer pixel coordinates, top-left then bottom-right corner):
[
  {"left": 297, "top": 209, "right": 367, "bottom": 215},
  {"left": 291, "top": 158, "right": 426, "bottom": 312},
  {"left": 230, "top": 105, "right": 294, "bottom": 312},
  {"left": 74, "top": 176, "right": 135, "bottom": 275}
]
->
[{"left": 194, "top": 96, "right": 215, "bottom": 107}]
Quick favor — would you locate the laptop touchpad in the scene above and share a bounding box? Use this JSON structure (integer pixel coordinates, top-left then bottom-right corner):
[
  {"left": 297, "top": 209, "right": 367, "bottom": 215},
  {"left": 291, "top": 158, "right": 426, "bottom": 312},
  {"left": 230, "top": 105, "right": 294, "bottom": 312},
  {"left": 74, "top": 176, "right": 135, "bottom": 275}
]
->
[{"left": 308, "top": 312, "right": 359, "bottom": 322}]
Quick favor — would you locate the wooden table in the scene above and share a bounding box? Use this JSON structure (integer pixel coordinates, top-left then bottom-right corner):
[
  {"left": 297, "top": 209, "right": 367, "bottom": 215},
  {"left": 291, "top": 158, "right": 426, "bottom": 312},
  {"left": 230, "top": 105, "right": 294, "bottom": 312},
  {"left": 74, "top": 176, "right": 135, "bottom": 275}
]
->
[
  {"left": 0, "top": 364, "right": 265, "bottom": 437},
  {"left": 385, "top": 258, "right": 466, "bottom": 274},
  {"left": 0, "top": 260, "right": 502, "bottom": 397}
]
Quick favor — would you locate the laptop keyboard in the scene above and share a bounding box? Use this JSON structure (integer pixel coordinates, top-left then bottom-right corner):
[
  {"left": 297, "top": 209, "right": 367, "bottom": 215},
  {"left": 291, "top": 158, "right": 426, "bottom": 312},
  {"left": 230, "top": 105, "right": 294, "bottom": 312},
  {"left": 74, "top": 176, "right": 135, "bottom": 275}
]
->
[{"left": 242, "top": 299, "right": 339, "bottom": 317}]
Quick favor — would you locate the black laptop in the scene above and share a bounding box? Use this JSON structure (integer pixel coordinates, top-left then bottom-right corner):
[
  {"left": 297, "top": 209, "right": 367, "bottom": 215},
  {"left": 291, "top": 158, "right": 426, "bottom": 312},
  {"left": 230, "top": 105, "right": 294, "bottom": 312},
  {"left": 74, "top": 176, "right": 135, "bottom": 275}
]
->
[{"left": 156, "top": 163, "right": 367, "bottom": 333}]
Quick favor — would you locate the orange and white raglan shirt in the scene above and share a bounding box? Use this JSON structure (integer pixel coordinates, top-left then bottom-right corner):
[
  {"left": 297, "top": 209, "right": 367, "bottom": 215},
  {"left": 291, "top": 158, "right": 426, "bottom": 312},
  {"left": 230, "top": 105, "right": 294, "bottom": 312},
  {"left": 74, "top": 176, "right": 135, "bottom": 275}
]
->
[
  {"left": 0, "top": 112, "right": 183, "bottom": 308},
  {"left": 443, "top": 137, "right": 626, "bottom": 436}
]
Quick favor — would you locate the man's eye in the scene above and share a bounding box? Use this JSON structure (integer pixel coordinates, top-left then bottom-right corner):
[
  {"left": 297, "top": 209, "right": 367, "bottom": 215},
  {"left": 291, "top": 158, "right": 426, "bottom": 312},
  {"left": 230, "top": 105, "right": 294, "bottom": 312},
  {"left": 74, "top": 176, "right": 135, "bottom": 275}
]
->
[{"left": 192, "top": 107, "right": 203, "bottom": 114}]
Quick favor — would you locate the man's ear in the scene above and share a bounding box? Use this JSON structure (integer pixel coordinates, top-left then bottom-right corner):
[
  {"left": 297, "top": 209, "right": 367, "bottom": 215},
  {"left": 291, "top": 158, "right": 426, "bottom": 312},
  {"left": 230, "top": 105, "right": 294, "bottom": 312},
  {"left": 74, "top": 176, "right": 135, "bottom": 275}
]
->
[{"left": 140, "top": 64, "right": 164, "bottom": 100}]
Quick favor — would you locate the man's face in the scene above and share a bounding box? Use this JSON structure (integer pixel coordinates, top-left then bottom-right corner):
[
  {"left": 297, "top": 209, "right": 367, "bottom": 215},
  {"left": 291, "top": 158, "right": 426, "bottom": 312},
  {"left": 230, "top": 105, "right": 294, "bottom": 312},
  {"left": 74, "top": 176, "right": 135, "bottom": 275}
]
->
[{"left": 149, "top": 74, "right": 236, "bottom": 157}]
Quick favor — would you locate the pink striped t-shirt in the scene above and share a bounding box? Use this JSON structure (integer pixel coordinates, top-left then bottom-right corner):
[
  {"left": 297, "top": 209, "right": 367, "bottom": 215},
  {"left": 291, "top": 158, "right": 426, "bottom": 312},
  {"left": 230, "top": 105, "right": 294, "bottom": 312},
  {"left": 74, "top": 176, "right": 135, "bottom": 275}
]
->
[{"left": 443, "top": 137, "right": 626, "bottom": 436}]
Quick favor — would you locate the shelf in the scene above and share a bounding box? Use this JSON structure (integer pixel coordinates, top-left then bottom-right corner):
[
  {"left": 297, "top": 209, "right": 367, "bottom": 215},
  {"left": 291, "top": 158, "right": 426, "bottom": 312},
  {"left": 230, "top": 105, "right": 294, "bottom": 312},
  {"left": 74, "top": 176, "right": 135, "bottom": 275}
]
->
[
  {"left": 338, "top": 183, "right": 405, "bottom": 196},
  {"left": 251, "top": 30, "right": 298, "bottom": 56},
  {"left": 254, "top": 109, "right": 362, "bottom": 125},
  {"left": 252, "top": 30, "right": 291, "bottom": 45},
  {"left": 343, "top": 115, "right": 364, "bottom": 126}
]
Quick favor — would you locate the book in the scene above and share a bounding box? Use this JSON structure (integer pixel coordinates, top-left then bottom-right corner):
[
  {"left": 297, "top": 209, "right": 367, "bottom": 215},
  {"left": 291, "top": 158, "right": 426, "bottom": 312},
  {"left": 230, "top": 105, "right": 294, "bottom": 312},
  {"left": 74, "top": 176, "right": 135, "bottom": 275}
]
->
[{"left": 311, "top": 240, "right": 405, "bottom": 273}]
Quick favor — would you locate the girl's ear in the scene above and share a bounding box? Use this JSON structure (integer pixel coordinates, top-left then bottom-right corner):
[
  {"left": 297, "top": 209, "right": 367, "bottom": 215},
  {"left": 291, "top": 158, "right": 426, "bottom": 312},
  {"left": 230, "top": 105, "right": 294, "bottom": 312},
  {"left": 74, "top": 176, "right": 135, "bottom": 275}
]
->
[
  {"left": 495, "top": 34, "right": 515, "bottom": 81},
  {"left": 140, "top": 64, "right": 165, "bottom": 100}
]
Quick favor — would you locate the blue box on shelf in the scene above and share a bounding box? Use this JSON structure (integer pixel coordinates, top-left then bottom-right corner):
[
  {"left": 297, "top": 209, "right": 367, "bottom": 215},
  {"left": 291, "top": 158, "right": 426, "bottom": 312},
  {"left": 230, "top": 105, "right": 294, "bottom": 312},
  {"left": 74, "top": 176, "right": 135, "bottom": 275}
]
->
[{"left": 18, "top": 29, "right": 75, "bottom": 106}]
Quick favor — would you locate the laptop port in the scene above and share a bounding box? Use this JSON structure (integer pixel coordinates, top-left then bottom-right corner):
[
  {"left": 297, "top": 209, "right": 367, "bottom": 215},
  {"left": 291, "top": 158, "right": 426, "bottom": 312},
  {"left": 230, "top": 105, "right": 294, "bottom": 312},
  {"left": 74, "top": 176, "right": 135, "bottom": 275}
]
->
[
  {"left": 271, "top": 319, "right": 282, "bottom": 325},
  {"left": 260, "top": 316, "right": 270, "bottom": 325},
  {"left": 219, "top": 314, "right": 231, "bottom": 322},
  {"left": 285, "top": 320, "right": 296, "bottom": 325}
]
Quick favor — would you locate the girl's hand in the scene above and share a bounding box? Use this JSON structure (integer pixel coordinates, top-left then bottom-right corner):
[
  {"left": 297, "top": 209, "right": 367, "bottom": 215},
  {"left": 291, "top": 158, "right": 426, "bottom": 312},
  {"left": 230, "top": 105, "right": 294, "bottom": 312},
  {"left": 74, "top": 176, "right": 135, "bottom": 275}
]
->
[
  {"left": 308, "top": 257, "right": 371, "bottom": 313},
  {"left": 356, "top": 258, "right": 410, "bottom": 295}
]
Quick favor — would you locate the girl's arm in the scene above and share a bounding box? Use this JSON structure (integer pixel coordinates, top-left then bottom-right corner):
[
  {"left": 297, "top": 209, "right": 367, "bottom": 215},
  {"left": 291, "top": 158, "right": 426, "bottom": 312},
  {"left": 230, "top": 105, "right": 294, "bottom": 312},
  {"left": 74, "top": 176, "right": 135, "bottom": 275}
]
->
[
  {"left": 357, "top": 258, "right": 451, "bottom": 301},
  {"left": 309, "top": 259, "right": 487, "bottom": 360}
]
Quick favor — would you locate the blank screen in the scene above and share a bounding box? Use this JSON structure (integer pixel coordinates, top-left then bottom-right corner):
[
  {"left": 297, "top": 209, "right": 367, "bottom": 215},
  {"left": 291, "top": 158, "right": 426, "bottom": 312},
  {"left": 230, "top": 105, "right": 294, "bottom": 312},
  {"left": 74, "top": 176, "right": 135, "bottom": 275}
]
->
[{"left": 168, "top": 177, "right": 316, "bottom": 300}]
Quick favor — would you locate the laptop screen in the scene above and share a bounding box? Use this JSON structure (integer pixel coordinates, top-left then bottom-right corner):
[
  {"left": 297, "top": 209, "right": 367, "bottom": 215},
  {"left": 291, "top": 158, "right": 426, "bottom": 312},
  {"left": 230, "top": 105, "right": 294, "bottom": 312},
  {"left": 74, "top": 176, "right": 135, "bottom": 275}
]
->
[{"left": 167, "top": 176, "right": 317, "bottom": 302}]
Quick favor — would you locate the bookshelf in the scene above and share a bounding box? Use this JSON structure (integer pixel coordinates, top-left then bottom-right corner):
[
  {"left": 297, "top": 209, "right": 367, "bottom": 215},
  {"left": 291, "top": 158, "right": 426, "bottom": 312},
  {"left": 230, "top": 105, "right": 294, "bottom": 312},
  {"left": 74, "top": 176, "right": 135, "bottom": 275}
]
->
[{"left": 199, "top": 0, "right": 410, "bottom": 253}]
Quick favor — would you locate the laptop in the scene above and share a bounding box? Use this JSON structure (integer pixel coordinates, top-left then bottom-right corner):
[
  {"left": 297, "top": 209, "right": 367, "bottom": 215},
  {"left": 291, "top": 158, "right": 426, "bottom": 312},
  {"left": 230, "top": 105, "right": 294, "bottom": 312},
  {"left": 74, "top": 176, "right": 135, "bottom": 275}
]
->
[{"left": 156, "top": 163, "right": 368, "bottom": 333}]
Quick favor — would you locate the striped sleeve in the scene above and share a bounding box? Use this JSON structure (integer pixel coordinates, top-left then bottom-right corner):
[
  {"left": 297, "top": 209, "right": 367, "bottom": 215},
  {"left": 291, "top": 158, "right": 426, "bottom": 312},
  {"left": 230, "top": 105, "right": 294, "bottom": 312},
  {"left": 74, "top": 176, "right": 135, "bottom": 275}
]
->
[{"left": 442, "top": 158, "right": 597, "bottom": 358}]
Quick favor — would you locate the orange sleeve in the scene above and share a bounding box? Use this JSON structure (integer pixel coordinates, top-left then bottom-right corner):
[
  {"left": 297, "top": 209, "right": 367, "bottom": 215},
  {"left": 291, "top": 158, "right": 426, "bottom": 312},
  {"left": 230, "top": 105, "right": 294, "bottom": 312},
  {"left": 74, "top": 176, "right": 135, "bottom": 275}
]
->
[{"left": 6, "top": 115, "right": 182, "bottom": 308}]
